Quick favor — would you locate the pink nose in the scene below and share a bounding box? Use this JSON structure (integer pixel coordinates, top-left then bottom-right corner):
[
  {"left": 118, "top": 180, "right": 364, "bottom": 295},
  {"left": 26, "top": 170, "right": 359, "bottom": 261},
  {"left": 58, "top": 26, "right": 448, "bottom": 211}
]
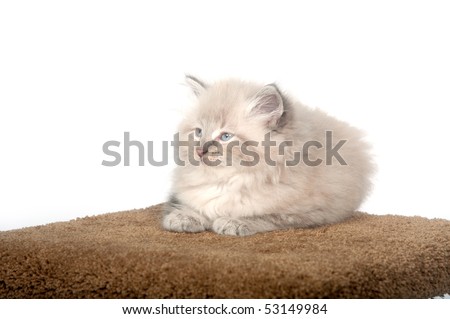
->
[{"left": 196, "top": 148, "right": 204, "bottom": 157}]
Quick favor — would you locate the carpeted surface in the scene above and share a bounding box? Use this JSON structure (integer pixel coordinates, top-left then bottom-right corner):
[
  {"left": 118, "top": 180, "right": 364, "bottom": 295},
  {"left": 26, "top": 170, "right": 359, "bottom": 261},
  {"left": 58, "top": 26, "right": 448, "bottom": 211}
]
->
[{"left": 0, "top": 203, "right": 449, "bottom": 298}]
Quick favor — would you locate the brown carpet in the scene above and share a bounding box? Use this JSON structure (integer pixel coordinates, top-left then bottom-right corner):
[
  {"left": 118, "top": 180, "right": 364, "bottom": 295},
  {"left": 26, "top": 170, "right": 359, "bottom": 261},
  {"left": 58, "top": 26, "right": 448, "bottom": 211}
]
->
[{"left": 0, "top": 203, "right": 449, "bottom": 298}]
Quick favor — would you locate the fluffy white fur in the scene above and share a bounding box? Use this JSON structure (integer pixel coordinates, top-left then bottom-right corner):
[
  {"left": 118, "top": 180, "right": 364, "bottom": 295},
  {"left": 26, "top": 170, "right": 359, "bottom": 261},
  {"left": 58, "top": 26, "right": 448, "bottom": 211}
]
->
[{"left": 163, "top": 76, "right": 374, "bottom": 236}]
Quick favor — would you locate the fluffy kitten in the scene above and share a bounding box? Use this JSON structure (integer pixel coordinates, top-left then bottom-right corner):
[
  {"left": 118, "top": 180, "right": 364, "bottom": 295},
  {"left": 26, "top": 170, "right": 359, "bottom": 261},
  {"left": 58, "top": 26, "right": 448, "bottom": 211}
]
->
[{"left": 163, "top": 75, "right": 374, "bottom": 236}]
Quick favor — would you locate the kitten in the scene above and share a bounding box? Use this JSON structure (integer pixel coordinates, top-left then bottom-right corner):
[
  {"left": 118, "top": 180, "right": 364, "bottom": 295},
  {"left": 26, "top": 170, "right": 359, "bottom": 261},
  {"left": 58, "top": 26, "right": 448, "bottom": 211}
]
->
[{"left": 162, "top": 75, "right": 374, "bottom": 236}]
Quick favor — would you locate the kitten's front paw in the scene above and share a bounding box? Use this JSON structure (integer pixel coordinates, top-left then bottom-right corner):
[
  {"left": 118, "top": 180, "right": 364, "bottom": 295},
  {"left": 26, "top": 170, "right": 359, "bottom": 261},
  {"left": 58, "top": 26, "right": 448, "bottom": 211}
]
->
[
  {"left": 212, "top": 217, "right": 255, "bottom": 236},
  {"left": 163, "top": 210, "right": 207, "bottom": 233}
]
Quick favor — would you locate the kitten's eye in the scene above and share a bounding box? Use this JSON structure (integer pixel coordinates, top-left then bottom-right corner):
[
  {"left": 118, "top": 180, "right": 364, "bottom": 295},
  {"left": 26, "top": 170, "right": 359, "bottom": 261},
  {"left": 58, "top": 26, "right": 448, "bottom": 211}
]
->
[
  {"left": 220, "top": 132, "right": 234, "bottom": 141},
  {"left": 195, "top": 128, "right": 202, "bottom": 137}
]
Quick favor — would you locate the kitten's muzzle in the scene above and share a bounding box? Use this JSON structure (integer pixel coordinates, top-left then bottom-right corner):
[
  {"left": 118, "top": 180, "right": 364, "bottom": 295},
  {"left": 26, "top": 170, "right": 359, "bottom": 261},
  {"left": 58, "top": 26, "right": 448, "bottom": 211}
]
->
[
  {"left": 196, "top": 147, "right": 205, "bottom": 158},
  {"left": 196, "top": 147, "right": 221, "bottom": 158}
]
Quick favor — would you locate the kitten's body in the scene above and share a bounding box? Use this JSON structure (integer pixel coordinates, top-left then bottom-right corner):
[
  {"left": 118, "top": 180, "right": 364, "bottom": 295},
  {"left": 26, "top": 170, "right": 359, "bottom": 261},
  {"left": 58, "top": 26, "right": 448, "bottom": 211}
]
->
[{"left": 163, "top": 76, "right": 374, "bottom": 236}]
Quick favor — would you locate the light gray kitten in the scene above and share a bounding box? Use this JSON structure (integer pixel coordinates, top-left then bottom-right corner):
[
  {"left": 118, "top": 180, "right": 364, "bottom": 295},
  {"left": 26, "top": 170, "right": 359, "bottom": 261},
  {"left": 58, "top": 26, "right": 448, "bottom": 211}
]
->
[{"left": 163, "top": 75, "right": 374, "bottom": 236}]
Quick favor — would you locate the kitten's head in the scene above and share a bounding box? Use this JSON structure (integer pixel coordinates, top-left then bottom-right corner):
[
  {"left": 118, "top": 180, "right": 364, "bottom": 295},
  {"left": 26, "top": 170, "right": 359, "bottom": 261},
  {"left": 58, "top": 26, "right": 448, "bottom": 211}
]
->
[{"left": 177, "top": 75, "right": 292, "bottom": 169}]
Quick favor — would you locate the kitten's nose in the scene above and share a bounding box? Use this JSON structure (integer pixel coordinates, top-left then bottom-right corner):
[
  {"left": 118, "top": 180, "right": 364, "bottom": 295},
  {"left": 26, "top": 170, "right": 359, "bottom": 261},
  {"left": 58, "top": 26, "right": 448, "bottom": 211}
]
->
[{"left": 196, "top": 147, "right": 204, "bottom": 157}]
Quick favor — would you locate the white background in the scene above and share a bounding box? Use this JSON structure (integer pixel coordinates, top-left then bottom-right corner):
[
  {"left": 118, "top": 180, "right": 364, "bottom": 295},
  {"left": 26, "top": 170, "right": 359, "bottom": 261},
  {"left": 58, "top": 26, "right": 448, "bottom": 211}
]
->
[
  {"left": 2, "top": 299, "right": 449, "bottom": 318},
  {"left": 1, "top": 0, "right": 449, "bottom": 231}
]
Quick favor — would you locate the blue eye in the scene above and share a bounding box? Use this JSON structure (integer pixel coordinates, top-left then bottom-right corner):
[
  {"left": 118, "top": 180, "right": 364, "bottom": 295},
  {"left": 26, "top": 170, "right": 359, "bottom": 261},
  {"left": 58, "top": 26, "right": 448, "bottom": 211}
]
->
[
  {"left": 195, "top": 128, "right": 202, "bottom": 137},
  {"left": 220, "top": 132, "right": 234, "bottom": 141}
]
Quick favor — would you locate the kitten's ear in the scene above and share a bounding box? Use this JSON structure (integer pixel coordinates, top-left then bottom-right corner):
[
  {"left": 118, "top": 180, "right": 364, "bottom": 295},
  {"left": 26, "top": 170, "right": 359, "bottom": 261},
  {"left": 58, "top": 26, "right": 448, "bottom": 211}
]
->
[
  {"left": 185, "top": 74, "right": 207, "bottom": 97},
  {"left": 247, "top": 84, "right": 284, "bottom": 128}
]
